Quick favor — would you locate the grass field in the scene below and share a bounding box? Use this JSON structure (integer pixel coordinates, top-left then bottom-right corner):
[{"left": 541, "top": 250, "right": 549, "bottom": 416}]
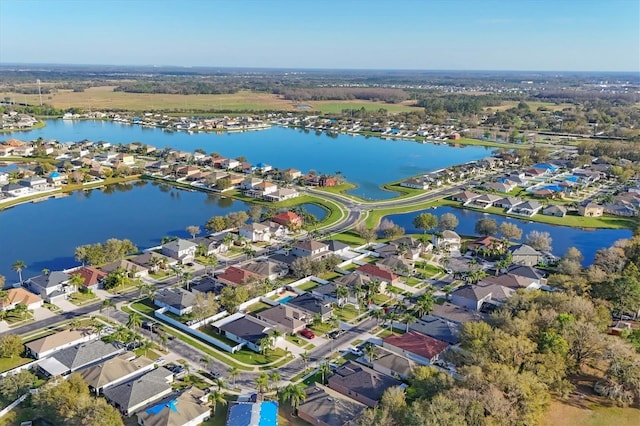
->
[
  {"left": 4, "top": 86, "right": 421, "bottom": 113},
  {"left": 484, "top": 100, "right": 574, "bottom": 112},
  {"left": 542, "top": 399, "right": 640, "bottom": 426}
]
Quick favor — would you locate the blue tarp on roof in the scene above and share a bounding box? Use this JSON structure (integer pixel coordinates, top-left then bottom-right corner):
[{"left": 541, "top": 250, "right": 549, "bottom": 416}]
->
[
  {"left": 49, "top": 171, "right": 60, "bottom": 178},
  {"left": 533, "top": 163, "right": 558, "bottom": 171},
  {"left": 226, "top": 401, "right": 278, "bottom": 426},
  {"left": 565, "top": 176, "right": 579, "bottom": 182},
  {"left": 541, "top": 185, "right": 563, "bottom": 192},
  {"left": 145, "top": 399, "right": 178, "bottom": 416}
]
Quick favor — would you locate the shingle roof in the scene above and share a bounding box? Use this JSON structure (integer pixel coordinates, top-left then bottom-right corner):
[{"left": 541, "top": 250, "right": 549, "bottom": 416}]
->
[
  {"left": 155, "top": 288, "right": 196, "bottom": 311},
  {"left": 298, "top": 383, "right": 366, "bottom": 426},
  {"left": 25, "top": 329, "right": 94, "bottom": 356},
  {"left": 356, "top": 264, "right": 398, "bottom": 282},
  {"left": 136, "top": 387, "right": 209, "bottom": 426},
  {"left": 0, "top": 288, "right": 42, "bottom": 309},
  {"left": 430, "top": 302, "right": 487, "bottom": 324},
  {"left": 80, "top": 352, "right": 154, "bottom": 390},
  {"left": 383, "top": 331, "right": 449, "bottom": 359},
  {"left": 103, "top": 367, "right": 173, "bottom": 414},
  {"left": 328, "top": 361, "right": 402, "bottom": 405},
  {"left": 28, "top": 271, "right": 70, "bottom": 289},
  {"left": 286, "top": 293, "right": 333, "bottom": 316},
  {"left": 52, "top": 340, "right": 122, "bottom": 370},
  {"left": 219, "top": 315, "right": 272, "bottom": 344}
]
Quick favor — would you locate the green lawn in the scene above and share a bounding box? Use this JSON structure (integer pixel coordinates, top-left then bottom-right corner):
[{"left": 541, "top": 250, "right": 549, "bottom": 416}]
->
[
  {"left": 334, "top": 305, "right": 361, "bottom": 322},
  {"left": 318, "top": 271, "right": 342, "bottom": 280},
  {"left": 403, "top": 277, "right": 423, "bottom": 287},
  {"left": 332, "top": 230, "right": 366, "bottom": 245},
  {"left": 131, "top": 298, "right": 157, "bottom": 316},
  {"left": 296, "top": 281, "right": 319, "bottom": 291},
  {"left": 68, "top": 291, "right": 98, "bottom": 305},
  {"left": 0, "top": 356, "right": 32, "bottom": 373},
  {"left": 285, "top": 334, "right": 307, "bottom": 347},
  {"left": 245, "top": 301, "right": 271, "bottom": 314},
  {"left": 229, "top": 347, "right": 287, "bottom": 365},
  {"left": 198, "top": 326, "right": 242, "bottom": 347},
  {"left": 372, "top": 293, "right": 392, "bottom": 305},
  {"left": 339, "top": 263, "right": 359, "bottom": 272},
  {"left": 310, "top": 322, "right": 335, "bottom": 335}
]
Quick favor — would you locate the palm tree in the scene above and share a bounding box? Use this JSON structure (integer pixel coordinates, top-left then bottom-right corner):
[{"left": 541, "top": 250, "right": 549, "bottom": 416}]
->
[
  {"left": 442, "top": 284, "right": 454, "bottom": 300},
  {"left": 149, "top": 256, "right": 162, "bottom": 273},
  {"left": 208, "top": 390, "right": 227, "bottom": 416},
  {"left": 414, "top": 292, "right": 434, "bottom": 318},
  {"left": 336, "top": 285, "right": 349, "bottom": 308},
  {"left": 242, "top": 245, "right": 256, "bottom": 259},
  {"left": 371, "top": 308, "right": 385, "bottom": 324},
  {"left": 100, "top": 299, "right": 116, "bottom": 321},
  {"left": 318, "top": 361, "right": 331, "bottom": 385},
  {"left": 214, "top": 378, "right": 225, "bottom": 391},
  {"left": 257, "top": 336, "right": 272, "bottom": 356},
  {"left": 139, "top": 339, "right": 153, "bottom": 356},
  {"left": 269, "top": 371, "right": 281, "bottom": 392},
  {"left": 182, "top": 271, "right": 193, "bottom": 291},
  {"left": 127, "top": 312, "right": 142, "bottom": 334},
  {"left": 385, "top": 311, "right": 400, "bottom": 334},
  {"left": 12, "top": 260, "right": 26, "bottom": 286},
  {"left": 363, "top": 343, "right": 377, "bottom": 365},
  {"left": 402, "top": 312, "right": 415, "bottom": 333},
  {"left": 256, "top": 372, "right": 270, "bottom": 393},
  {"left": 300, "top": 351, "right": 310, "bottom": 370},
  {"left": 68, "top": 273, "right": 85, "bottom": 294},
  {"left": 0, "top": 290, "right": 9, "bottom": 309},
  {"left": 13, "top": 303, "right": 29, "bottom": 320},
  {"left": 280, "top": 383, "right": 307, "bottom": 415},
  {"left": 228, "top": 367, "right": 240, "bottom": 388}
]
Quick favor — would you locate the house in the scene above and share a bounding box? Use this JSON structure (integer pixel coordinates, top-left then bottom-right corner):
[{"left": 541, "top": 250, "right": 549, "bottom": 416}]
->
[
  {"left": 323, "top": 240, "right": 352, "bottom": 257},
  {"left": 297, "top": 383, "right": 366, "bottom": 426},
  {"left": 356, "top": 264, "right": 399, "bottom": 285},
  {"left": 254, "top": 304, "right": 308, "bottom": 334},
  {"left": 176, "top": 166, "right": 200, "bottom": 178},
  {"left": 79, "top": 352, "right": 156, "bottom": 395},
  {"left": 217, "top": 314, "right": 274, "bottom": 353},
  {"left": 68, "top": 266, "right": 107, "bottom": 291},
  {"left": 190, "top": 275, "right": 227, "bottom": 296},
  {"left": 25, "top": 271, "right": 73, "bottom": 302},
  {"left": 432, "top": 230, "right": 461, "bottom": 252},
  {"left": 129, "top": 252, "right": 178, "bottom": 272},
  {"left": 244, "top": 181, "right": 278, "bottom": 198},
  {"left": 367, "top": 346, "right": 417, "bottom": 379},
  {"left": 240, "top": 177, "right": 263, "bottom": 190},
  {"left": 192, "top": 235, "right": 230, "bottom": 256},
  {"left": 103, "top": 367, "right": 174, "bottom": 417},
  {"left": 24, "top": 329, "right": 99, "bottom": 359},
  {"left": 242, "top": 260, "right": 288, "bottom": 281},
  {"left": 508, "top": 244, "right": 544, "bottom": 266},
  {"left": 37, "top": 340, "right": 124, "bottom": 377},
  {"left": 221, "top": 158, "right": 240, "bottom": 169},
  {"left": 282, "top": 168, "right": 302, "bottom": 180},
  {"left": 1, "top": 183, "right": 30, "bottom": 197},
  {"left": 263, "top": 187, "right": 300, "bottom": 202},
  {"left": 450, "top": 283, "right": 514, "bottom": 311},
  {"left": 509, "top": 200, "right": 543, "bottom": 217},
  {"left": 430, "top": 302, "right": 487, "bottom": 325},
  {"left": 578, "top": 202, "right": 604, "bottom": 217},
  {"left": 271, "top": 211, "right": 303, "bottom": 229},
  {"left": 136, "top": 387, "right": 211, "bottom": 426},
  {"left": 47, "top": 171, "right": 67, "bottom": 185},
  {"left": 506, "top": 264, "right": 547, "bottom": 287},
  {"left": 467, "top": 193, "right": 502, "bottom": 209},
  {"left": 0, "top": 288, "right": 43, "bottom": 311},
  {"left": 327, "top": 361, "right": 403, "bottom": 408},
  {"left": 19, "top": 176, "right": 48, "bottom": 190},
  {"left": 101, "top": 259, "right": 149, "bottom": 278},
  {"left": 333, "top": 272, "right": 376, "bottom": 293},
  {"left": 375, "top": 237, "right": 426, "bottom": 260},
  {"left": 254, "top": 162, "right": 272, "bottom": 173},
  {"left": 216, "top": 266, "right": 262, "bottom": 287},
  {"left": 409, "top": 315, "right": 460, "bottom": 345},
  {"left": 494, "top": 197, "right": 524, "bottom": 210},
  {"left": 400, "top": 178, "right": 430, "bottom": 190},
  {"left": 467, "top": 236, "right": 504, "bottom": 253},
  {"left": 292, "top": 240, "right": 329, "bottom": 258},
  {"left": 154, "top": 288, "right": 196, "bottom": 316},
  {"left": 261, "top": 220, "right": 288, "bottom": 239},
  {"left": 239, "top": 222, "right": 271, "bottom": 242},
  {"left": 161, "top": 239, "right": 198, "bottom": 263},
  {"left": 226, "top": 395, "right": 278, "bottom": 426},
  {"left": 382, "top": 331, "right": 449, "bottom": 366},
  {"left": 450, "top": 190, "right": 480, "bottom": 203},
  {"left": 543, "top": 204, "right": 567, "bottom": 217},
  {"left": 286, "top": 293, "right": 333, "bottom": 321},
  {"left": 480, "top": 274, "right": 540, "bottom": 291}
]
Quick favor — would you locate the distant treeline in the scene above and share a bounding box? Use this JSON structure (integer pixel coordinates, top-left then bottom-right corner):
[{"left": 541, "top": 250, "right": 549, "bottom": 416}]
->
[
  {"left": 417, "top": 94, "right": 503, "bottom": 114},
  {"left": 275, "top": 87, "right": 409, "bottom": 103},
  {"left": 114, "top": 80, "right": 241, "bottom": 95}
]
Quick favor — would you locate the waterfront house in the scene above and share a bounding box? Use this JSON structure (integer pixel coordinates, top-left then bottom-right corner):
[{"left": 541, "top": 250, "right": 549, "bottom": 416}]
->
[
  {"left": 578, "top": 202, "right": 604, "bottom": 217},
  {"left": 0, "top": 288, "right": 43, "bottom": 311},
  {"left": 282, "top": 168, "right": 302, "bottom": 180},
  {"left": 25, "top": 271, "right": 73, "bottom": 302},
  {"left": 543, "top": 204, "right": 567, "bottom": 217},
  {"left": 244, "top": 181, "right": 278, "bottom": 198},
  {"left": 154, "top": 288, "right": 196, "bottom": 316},
  {"left": 221, "top": 158, "right": 240, "bottom": 169},
  {"left": 129, "top": 252, "right": 177, "bottom": 272},
  {"left": 101, "top": 259, "right": 148, "bottom": 278},
  {"left": 432, "top": 230, "right": 461, "bottom": 253},
  {"left": 24, "top": 329, "right": 99, "bottom": 359},
  {"left": 467, "top": 193, "right": 502, "bottom": 209},
  {"left": 254, "top": 304, "right": 308, "bottom": 334},
  {"left": 297, "top": 383, "right": 366, "bottom": 426},
  {"left": 1, "top": 183, "right": 29, "bottom": 197},
  {"left": 136, "top": 387, "right": 211, "bottom": 426},
  {"left": 467, "top": 236, "right": 504, "bottom": 254},
  {"left": 271, "top": 211, "right": 303, "bottom": 229},
  {"left": 240, "top": 177, "right": 263, "bottom": 190},
  {"left": 509, "top": 200, "right": 543, "bottom": 217},
  {"left": 161, "top": 238, "right": 197, "bottom": 263},
  {"left": 450, "top": 190, "right": 480, "bottom": 203},
  {"left": 239, "top": 222, "right": 271, "bottom": 242},
  {"left": 508, "top": 244, "right": 544, "bottom": 266},
  {"left": 80, "top": 352, "right": 156, "bottom": 395},
  {"left": 20, "top": 176, "right": 48, "bottom": 190},
  {"left": 400, "top": 178, "right": 430, "bottom": 190},
  {"left": 103, "top": 367, "right": 174, "bottom": 417},
  {"left": 69, "top": 266, "right": 107, "bottom": 291},
  {"left": 263, "top": 187, "right": 300, "bottom": 202},
  {"left": 327, "top": 361, "right": 402, "bottom": 408},
  {"left": 382, "top": 331, "right": 450, "bottom": 366}
]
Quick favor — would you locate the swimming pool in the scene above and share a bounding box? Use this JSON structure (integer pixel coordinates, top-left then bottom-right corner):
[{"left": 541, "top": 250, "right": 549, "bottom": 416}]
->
[{"left": 279, "top": 295, "right": 295, "bottom": 304}]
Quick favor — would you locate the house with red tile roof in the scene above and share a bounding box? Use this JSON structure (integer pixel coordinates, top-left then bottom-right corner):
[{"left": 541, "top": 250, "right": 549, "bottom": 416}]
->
[
  {"left": 69, "top": 266, "right": 107, "bottom": 291},
  {"left": 382, "top": 331, "right": 449, "bottom": 366},
  {"left": 272, "top": 211, "right": 303, "bottom": 229},
  {"left": 216, "top": 266, "right": 263, "bottom": 286},
  {"left": 356, "top": 264, "right": 399, "bottom": 285}
]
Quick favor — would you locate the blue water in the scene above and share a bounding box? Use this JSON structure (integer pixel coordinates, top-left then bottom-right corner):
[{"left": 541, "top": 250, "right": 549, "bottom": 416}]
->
[
  {"left": 0, "top": 180, "right": 249, "bottom": 281},
  {"left": 4, "top": 120, "right": 493, "bottom": 200},
  {"left": 279, "top": 295, "right": 294, "bottom": 304},
  {"left": 299, "top": 203, "right": 328, "bottom": 221},
  {"left": 383, "top": 206, "right": 632, "bottom": 266}
]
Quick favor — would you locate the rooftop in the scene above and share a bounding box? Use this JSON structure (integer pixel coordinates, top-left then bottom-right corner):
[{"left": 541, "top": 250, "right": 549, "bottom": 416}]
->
[{"left": 383, "top": 331, "right": 449, "bottom": 360}]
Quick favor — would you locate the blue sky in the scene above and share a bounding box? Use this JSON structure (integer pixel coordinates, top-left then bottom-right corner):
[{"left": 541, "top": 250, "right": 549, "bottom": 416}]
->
[{"left": 0, "top": 0, "right": 638, "bottom": 71}]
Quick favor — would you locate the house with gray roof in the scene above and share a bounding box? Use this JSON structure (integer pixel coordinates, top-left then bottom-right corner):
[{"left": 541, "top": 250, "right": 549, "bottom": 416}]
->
[
  {"left": 217, "top": 314, "right": 275, "bottom": 353},
  {"left": 242, "top": 260, "right": 288, "bottom": 281},
  {"left": 409, "top": 315, "right": 460, "bottom": 345},
  {"left": 25, "top": 271, "right": 73, "bottom": 302},
  {"left": 494, "top": 196, "right": 524, "bottom": 210},
  {"left": 161, "top": 238, "right": 197, "bottom": 263},
  {"left": 154, "top": 288, "right": 196, "bottom": 316},
  {"left": 450, "top": 283, "right": 514, "bottom": 311},
  {"left": 323, "top": 240, "right": 352, "bottom": 257},
  {"left": 298, "top": 383, "right": 366, "bottom": 426},
  {"left": 254, "top": 304, "right": 308, "bottom": 334},
  {"left": 136, "top": 386, "right": 211, "bottom": 426},
  {"left": 543, "top": 204, "right": 567, "bottom": 217},
  {"left": 103, "top": 367, "right": 174, "bottom": 417},
  {"left": 286, "top": 293, "right": 333, "bottom": 321},
  {"left": 509, "top": 200, "right": 543, "bottom": 217},
  {"left": 430, "top": 302, "right": 487, "bottom": 325},
  {"left": 327, "top": 361, "right": 403, "bottom": 408},
  {"left": 38, "top": 340, "right": 123, "bottom": 377},
  {"left": 367, "top": 346, "right": 417, "bottom": 379},
  {"left": 508, "top": 244, "right": 544, "bottom": 266},
  {"left": 79, "top": 352, "right": 155, "bottom": 395}
]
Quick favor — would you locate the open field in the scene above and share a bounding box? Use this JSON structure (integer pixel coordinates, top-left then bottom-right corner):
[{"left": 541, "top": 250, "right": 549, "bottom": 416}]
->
[
  {"left": 484, "top": 100, "right": 575, "bottom": 112},
  {"left": 542, "top": 399, "right": 640, "bottom": 426},
  {"left": 3, "top": 87, "right": 421, "bottom": 113}
]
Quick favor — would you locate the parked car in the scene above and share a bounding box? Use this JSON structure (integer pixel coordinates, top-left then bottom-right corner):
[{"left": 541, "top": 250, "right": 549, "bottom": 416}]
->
[
  {"left": 299, "top": 328, "right": 315, "bottom": 339},
  {"left": 328, "top": 329, "right": 345, "bottom": 339},
  {"left": 348, "top": 347, "right": 363, "bottom": 357}
]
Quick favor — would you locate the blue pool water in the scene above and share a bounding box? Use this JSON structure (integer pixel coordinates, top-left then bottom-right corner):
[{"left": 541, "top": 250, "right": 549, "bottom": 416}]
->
[{"left": 279, "top": 295, "right": 295, "bottom": 304}]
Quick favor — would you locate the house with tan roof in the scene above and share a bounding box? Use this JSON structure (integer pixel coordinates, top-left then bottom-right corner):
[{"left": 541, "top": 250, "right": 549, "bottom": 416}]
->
[
  {"left": 136, "top": 386, "right": 211, "bottom": 426},
  {"left": 25, "top": 329, "right": 99, "bottom": 359},
  {"left": 239, "top": 222, "right": 271, "bottom": 242},
  {"left": 0, "top": 288, "right": 43, "bottom": 311},
  {"left": 80, "top": 352, "right": 155, "bottom": 395},
  {"left": 104, "top": 367, "right": 174, "bottom": 417},
  {"left": 382, "top": 331, "right": 449, "bottom": 366},
  {"left": 100, "top": 259, "right": 149, "bottom": 278},
  {"left": 292, "top": 240, "right": 329, "bottom": 258},
  {"left": 254, "top": 303, "right": 308, "bottom": 334}
]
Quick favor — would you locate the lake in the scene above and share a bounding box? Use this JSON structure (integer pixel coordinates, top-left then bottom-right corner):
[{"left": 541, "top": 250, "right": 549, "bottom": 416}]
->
[
  {"left": 6, "top": 120, "right": 493, "bottom": 199},
  {"left": 383, "top": 206, "right": 633, "bottom": 266}
]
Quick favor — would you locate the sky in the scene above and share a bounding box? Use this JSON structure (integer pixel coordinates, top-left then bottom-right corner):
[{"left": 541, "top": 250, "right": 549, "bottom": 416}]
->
[{"left": 0, "top": 0, "right": 638, "bottom": 72}]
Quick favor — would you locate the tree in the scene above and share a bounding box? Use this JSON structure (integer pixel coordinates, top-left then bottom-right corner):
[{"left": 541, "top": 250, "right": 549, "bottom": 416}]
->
[
  {"left": 256, "top": 372, "right": 270, "bottom": 393},
  {"left": 269, "top": 371, "right": 281, "bottom": 392},
  {"left": 300, "top": 351, "right": 310, "bottom": 369},
  {"left": 592, "top": 275, "right": 640, "bottom": 317},
  {"left": 127, "top": 312, "right": 142, "bottom": 334},
  {"left": 226, "top": 211, "right": 249, "bottom": 228},
  {"left": 11, "top": 260, "right": 26, "bottom": 285},
  {"left": 68, "top": 273, "right": 85, "bottom": 294},
  {"left": 186, "top": 225, "right": 201, "bottom": 239},
  {"left": 228, "top": 367, "right": 240, "bottom": 388},
  {"left": 205, "top": 216, "right": 228, "bottom": 233},
  {"left": 438, "top": 213, "right": 459, "bottom": 231},
  {"left": 280, "top": 383, "right": 307, "bottom": 415},
  {"left": 0, "top": 369, "right": 37, "bottom": 400},
  {"left": 413, "top": 213, "right": 438, "bottom": 234},
  {"left": 357, "top": 225, "right": 378, "bottom": 244},
  {"left": 499, "top": 222, "right": 522, "bottom": 241},
  {"left": 563, "top": 246, "right": 584, "bottom": 263},
  {"left": 414, "top": 292, "right": 434, "bottom": 318},
  {"left": 100, "top": 299, "right": 116, "bottom": 321},
  {"left": 475, "top": 218, "right": 498, "bottom": 236},
  {"left": 0, "top": 333, "right": 25, "bottom": 358},
  {"left": 208, "top": 390, "right": 227, "bottom": 416},
  {"left": 364, "top": 342, "right": 377, "bottom": 364},
  {"left": 525, "top": 230, "right": 553, "bottom": 251},
  {"left": 248, "top": 204, "right": 263, "bottom": 222},
  {"left": 336, "top": 285, "right": 349, "bottom": 307},
  {"left": 319, "top": 361, "right": 331, "bottom": 385}
]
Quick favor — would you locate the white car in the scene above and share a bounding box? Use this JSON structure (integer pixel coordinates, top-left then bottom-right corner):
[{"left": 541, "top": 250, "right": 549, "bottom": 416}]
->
[{"left": 348, "top": 347, "right": 363, "bottom": 357}]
